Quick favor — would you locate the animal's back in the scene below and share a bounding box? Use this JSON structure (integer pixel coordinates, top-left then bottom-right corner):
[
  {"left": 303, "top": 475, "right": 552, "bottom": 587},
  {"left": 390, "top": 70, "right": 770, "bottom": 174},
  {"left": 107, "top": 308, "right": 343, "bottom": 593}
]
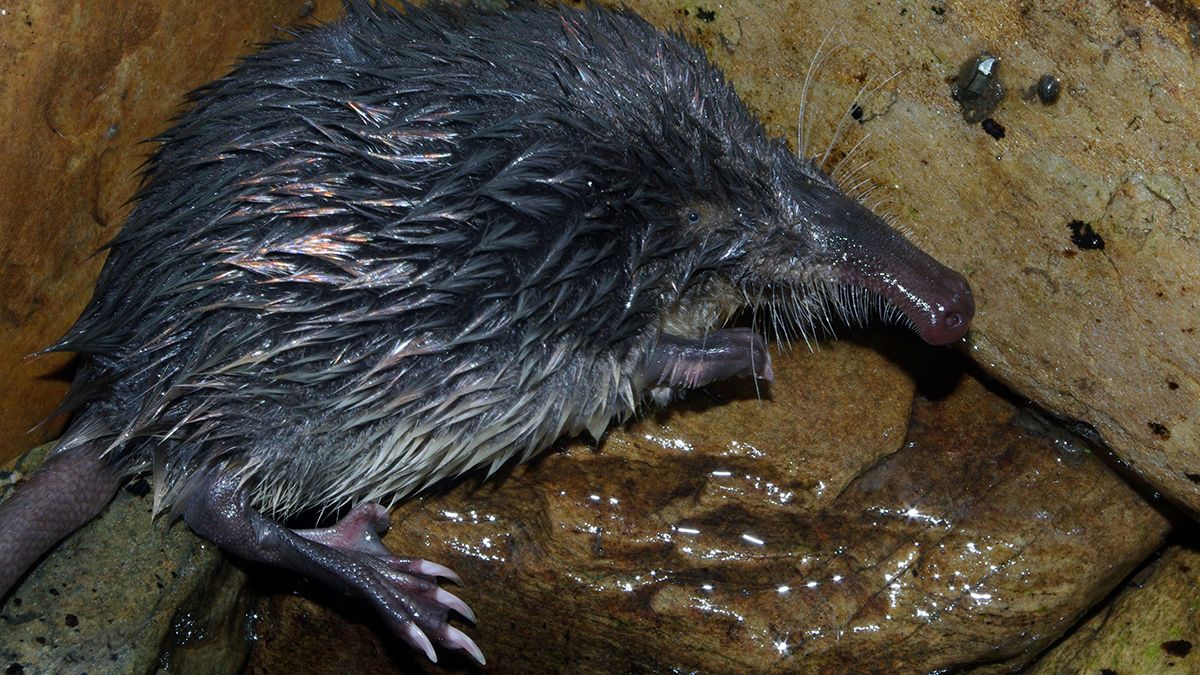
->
[{"left": 48, "top": 3, "right": 759, "bottom": 516}]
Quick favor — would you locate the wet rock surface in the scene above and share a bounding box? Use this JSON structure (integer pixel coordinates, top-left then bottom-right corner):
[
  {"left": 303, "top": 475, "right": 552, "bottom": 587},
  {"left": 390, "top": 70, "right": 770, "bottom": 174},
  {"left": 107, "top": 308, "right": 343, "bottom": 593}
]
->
[
  {"left": 1031, "top": 544, "right": 1200, "bottom": 674},
  {"left": 0, "top": 446, "right": 252, "bottom": 674},
  {"left": 244, "top": 336, "right": 1170, "bottom": 672}
]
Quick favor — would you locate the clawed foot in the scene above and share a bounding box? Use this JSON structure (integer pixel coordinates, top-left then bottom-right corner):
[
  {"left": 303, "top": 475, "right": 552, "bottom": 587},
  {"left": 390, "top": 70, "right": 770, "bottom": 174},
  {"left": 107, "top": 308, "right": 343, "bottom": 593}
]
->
[
  {"left": 644, "top": 328, "right": 773, "bottom": 390},
  {"left": 293, "top": 503, "right": 483, "bottom": 664},
  {"left": 346, "top": 550, "right": 482, "bottom": 664},
  {"left": 183, "top": 474, "right": 484, "bottom": 665}
]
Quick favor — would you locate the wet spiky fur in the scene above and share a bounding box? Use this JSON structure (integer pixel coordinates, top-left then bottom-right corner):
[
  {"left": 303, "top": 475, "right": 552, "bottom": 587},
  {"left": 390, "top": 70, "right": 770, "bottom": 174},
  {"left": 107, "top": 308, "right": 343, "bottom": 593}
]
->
[{"left": 44, "top": 1, "right": 963, "bottom": 519}]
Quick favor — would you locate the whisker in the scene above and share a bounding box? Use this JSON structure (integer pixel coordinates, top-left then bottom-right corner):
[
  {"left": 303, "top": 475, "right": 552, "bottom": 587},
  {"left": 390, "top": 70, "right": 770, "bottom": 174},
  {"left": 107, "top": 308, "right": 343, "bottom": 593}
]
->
[
  {"left": 830, "top": 134, "right": 872, "bottom": 182},
  {"left": 797, "top": 30, "right": 847, "bottom": 159},
  {"left": 819, "top": 74, "right": 876, "bottom": 171}
]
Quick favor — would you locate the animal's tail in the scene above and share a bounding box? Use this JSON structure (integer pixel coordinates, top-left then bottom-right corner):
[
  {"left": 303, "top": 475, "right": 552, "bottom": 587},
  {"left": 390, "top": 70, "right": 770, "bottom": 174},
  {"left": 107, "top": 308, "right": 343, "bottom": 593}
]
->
[{"left": 0, "top": 446, "right": 121, "bottom": 598}]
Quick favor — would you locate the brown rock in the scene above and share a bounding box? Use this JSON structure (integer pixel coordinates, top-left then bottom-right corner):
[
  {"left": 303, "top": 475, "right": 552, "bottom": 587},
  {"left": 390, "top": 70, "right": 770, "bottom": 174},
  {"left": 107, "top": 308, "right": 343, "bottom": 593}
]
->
[
  {"left": 245, "top": 337, "right": 1169, "bottom": 672},
  {"left": 1031, "top": 545, "right": 1200, "bottom": 675}
]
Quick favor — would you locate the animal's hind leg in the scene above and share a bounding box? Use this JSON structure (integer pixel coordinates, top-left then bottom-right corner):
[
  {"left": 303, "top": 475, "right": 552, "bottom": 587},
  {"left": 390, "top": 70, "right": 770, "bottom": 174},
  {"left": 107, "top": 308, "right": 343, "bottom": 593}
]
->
[
  {"left": 644, "top": 328, "right": 773, "bottom": 390},
  {"left": 182, "top": 470, "right": 483, "bottom": 665}
]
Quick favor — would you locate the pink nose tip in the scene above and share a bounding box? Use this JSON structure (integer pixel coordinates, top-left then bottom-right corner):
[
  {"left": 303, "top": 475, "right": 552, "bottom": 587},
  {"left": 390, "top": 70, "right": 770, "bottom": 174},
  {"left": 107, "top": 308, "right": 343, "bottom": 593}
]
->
[{"left": 922, "top": 275, "right": 975, "bottom": 345}]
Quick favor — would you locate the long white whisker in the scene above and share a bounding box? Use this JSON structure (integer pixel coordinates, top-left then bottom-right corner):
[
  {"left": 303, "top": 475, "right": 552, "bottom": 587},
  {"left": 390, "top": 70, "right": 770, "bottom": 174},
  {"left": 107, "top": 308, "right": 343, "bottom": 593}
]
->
[
  {"left": 835, "top": 156, "right": 877, "bottom": 189},
  {"left": 819, "top": 78, "right": 875, "bottom": 170},
  {"left": 797, "top": 30, "right": 846, "bottom": 159},
  {"left": 844, "top": 176, "right": 873, "bottom": 197},
  {"left": 831, "top": 133, "right": 872, "bottom": 182}
]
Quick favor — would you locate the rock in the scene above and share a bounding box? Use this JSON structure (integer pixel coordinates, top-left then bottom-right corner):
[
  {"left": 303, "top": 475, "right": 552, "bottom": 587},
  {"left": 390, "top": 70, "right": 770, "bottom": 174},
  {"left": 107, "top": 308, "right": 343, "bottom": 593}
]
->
[
  {"left": 244, "top": 336, "right": 1170, "bottom": 672},
  {"left": 1030, "top": 545, "right": 1200, "bottom": 674},
  {"left": 0, "top": 446, "right": 251, "bottom": 674}
]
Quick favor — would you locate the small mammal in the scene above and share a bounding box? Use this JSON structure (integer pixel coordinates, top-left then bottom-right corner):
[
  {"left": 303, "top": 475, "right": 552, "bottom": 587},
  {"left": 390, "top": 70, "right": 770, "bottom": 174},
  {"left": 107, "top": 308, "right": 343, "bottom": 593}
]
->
[{"left": 0, "top": 1, "right": 973, "bottom": 664}]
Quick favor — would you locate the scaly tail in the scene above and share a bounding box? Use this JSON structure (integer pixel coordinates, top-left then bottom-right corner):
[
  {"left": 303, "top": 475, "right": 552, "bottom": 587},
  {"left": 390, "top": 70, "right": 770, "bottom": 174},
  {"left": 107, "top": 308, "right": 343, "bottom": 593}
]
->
[{"left": 0, "top": 446, "right": 121, "bottom": 597}]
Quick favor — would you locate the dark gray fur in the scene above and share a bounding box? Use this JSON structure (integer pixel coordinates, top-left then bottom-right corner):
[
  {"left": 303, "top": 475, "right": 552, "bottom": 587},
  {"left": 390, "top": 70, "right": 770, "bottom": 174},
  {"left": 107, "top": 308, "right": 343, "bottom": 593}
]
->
[{"left": 48, "top": 1, "right": 934, "bottom": 516}]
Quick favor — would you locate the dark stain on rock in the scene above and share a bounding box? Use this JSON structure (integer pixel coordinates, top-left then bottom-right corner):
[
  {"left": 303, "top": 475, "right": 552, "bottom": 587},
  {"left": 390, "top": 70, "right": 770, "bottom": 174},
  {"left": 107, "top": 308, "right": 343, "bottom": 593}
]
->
[
  {"left": 6, "top": 664, "right": 25, "bottom": 675},
  {"left": 932, "top": 4, "right": 947, "bottom": 18},
  {"left": 1150, "top": 0, "right": 1200, "bottom": 29},
  {"left": 1167, "top": 380, "right": 1179, "bottom": 390},
  {"left": 851, "top": 104, "right": 864, "bottom": 121},
  {"left": 1122, "top": 26, "right": 1143, "bottom": 49},
  {"left": 64, "top": 613, "right": 79, "bottom": 627},
  {"left": 981, "top": 117, "right": 1006, "bottom": 139},
  {"left": 1186, "top": 473, "right": 1200, "bottom": 484},
  {"left": 1147, "top": 421, "right": 1170, "bottom": 439},
  {"left": 1022, "top": 266, "right": 1059, "bottom": 293},
  {"left": 1068, "top": 220, "right": 1105, "bottom": 250},
  {"left": 1162, "top": 639, "right": 1193, "bottom": 656},
  {"left": 695, "top": 7, "right": 716, "bottom": 23}
]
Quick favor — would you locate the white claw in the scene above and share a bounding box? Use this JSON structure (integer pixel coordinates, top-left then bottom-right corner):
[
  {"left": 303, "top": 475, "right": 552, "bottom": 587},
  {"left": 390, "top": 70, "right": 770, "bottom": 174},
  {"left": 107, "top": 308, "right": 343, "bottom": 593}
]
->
[
  {"left": 403, "top": 623, "right": 438, "bottom": 663},
  {"left": 435, "top": 587, "right": 477, "bottom": 623},
  {"left": 413, "top": 559, "right": 464, "bottom": 584},
  {"left": 444, "top": 625, "right": 487, "bottom": 666}
]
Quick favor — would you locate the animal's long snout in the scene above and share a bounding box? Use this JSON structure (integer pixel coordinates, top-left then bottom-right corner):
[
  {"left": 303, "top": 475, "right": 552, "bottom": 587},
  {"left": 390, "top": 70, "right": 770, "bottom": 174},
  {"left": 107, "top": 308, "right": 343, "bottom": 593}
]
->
[{"left": 807, "top": 187, "right": 975, "bottom": 345}]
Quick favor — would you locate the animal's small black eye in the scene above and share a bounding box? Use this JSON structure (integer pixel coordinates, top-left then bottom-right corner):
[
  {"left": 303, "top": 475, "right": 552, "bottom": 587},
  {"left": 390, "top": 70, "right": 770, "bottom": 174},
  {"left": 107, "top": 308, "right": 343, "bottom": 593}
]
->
[{"left": 687, "top": 211, "right": 701, "bottom": 223}]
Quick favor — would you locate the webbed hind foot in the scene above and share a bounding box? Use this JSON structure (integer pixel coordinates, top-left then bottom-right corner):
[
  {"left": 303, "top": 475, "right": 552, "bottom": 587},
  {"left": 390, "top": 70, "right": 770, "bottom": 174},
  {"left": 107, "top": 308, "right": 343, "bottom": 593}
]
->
[{"left": 183, "top": 472, "right": 483, "bottom": 664}]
